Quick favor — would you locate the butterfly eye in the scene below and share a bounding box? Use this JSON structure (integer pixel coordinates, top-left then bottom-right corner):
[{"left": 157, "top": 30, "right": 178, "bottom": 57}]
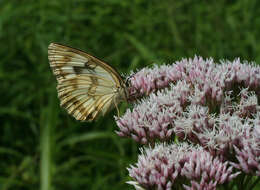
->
[{"left": 125, "top": 74, "right": 134, "bottom": 87}]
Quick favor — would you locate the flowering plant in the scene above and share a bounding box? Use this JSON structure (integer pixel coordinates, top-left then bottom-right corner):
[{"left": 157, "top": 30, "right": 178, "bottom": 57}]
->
[{"left": 116, "top": 57, "right": 260, "bottom": 190}]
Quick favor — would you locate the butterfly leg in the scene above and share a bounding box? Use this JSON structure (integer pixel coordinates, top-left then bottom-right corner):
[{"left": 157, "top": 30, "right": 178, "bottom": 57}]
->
[
  {"left": 113, "top": 96, "right": 120, "bottom": 117},
  {"left": 116, "top": 104, "right": 120, "bottom": 117}
]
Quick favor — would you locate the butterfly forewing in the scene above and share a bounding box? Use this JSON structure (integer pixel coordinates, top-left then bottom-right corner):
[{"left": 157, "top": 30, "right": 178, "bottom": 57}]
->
[{"left": 48, "top": 43, "right": 126, "bottom": 121}]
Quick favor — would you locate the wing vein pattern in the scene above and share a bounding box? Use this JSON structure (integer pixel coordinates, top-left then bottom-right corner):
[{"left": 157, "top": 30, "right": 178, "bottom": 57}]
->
[{"left": 48, "top": 43, "right": 124, "bottom": 121}]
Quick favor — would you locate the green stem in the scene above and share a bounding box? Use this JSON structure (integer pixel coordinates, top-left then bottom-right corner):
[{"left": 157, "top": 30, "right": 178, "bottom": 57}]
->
[
  {"left": 243, "top": 175, "right": 253, "bottom": 190},
  {"left": 40, "top": 93, "right": 58, "bottom": 190}
]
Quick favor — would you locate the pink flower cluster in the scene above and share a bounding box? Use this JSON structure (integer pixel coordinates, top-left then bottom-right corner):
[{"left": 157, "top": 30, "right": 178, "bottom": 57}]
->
[
  {"left": 127, "top": 143, "right": 240, "bottom": 190},
  {"left": 116, "top": 57, "right": 260, "bottom": 190},
  {"left": 232, "top": 114, "right": 260, "bottom": 176},
  {"left": 127, "top": 57, "right": 260, "bottom": 100}
]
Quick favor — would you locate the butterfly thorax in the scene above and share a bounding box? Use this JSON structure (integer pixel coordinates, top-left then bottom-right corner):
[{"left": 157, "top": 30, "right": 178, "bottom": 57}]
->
[{"left": 116, "top": 85, "right": 128, "bottom": 103}]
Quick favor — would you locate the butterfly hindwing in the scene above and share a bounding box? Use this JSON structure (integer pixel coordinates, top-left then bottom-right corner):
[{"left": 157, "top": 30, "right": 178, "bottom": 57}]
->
[{"left": 48, "top": 43, "right": 125, "bottom": 121}]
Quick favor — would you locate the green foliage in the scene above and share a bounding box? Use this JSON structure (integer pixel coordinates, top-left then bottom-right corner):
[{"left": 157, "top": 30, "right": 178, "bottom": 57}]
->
[{"left": 0, "top": 0, "right": 260, "bottom": 189}]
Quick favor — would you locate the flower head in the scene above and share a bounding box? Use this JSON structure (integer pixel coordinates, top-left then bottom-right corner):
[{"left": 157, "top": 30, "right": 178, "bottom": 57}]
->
[
  {"left": 116, "top": 57, "right": 260, "bottom": 189},
  {"left": 128, "top": 143, "right": 240, "bottom": 190}
]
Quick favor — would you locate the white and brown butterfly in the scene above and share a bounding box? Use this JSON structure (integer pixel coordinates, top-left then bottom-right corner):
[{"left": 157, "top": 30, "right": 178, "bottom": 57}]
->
[{"left": 48, "top": 43, "right": 129, "bottom": 121}]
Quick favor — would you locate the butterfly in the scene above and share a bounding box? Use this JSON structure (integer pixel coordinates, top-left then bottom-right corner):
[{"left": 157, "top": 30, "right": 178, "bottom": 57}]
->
[{"left": 48, "top": 43, "right": 129, "bottom": 121}]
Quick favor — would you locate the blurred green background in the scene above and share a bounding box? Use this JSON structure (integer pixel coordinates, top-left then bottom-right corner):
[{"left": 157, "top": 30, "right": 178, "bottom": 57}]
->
[{"left": 1, "top": 0, "right": 260, "bottom": 190}]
